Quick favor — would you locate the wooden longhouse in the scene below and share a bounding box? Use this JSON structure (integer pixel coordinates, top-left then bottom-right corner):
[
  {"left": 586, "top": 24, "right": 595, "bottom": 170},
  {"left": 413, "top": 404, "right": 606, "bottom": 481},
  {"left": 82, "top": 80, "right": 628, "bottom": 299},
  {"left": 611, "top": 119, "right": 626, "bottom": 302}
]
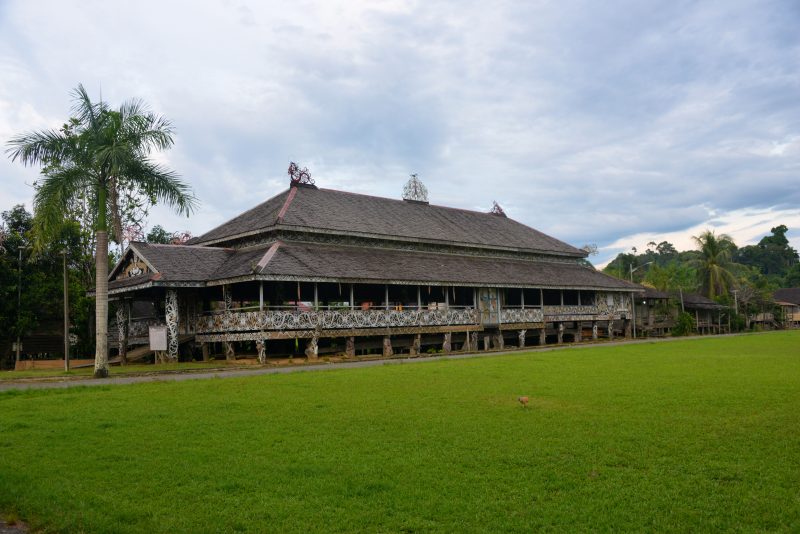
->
[{"left": 105, "top": 173, "right": 641, "bottom": 362}]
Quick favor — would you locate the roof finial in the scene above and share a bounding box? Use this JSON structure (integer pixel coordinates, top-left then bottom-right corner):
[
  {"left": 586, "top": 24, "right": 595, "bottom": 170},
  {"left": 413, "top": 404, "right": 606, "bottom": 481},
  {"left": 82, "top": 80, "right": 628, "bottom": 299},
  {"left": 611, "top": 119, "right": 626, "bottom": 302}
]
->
[
  {"left": 402, "top": 173, "right": 429, "bottom": 204},
  {"left": 489, "top": 201, "right": 506, "bottom": 217},
  {"left": 288, "top": 162, "right": 315, "bottom": 188}
]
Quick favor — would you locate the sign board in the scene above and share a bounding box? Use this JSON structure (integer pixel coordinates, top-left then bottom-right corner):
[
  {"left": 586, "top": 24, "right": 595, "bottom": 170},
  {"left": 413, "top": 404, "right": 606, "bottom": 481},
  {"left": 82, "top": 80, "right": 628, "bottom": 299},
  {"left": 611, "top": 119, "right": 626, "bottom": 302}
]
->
[{"left": 149, "top": 326, "right": 168, "bottom": 351}]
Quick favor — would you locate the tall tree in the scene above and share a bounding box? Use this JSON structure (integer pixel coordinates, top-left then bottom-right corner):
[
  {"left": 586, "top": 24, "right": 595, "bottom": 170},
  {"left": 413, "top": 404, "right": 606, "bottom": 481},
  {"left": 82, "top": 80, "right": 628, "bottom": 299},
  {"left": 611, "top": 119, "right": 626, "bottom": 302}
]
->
[
  {"left": 6, "top": 84, "right": 197, "bottom": 377},
  {"left": 691, "top": 230, "right": 737, "bottom": 299}
]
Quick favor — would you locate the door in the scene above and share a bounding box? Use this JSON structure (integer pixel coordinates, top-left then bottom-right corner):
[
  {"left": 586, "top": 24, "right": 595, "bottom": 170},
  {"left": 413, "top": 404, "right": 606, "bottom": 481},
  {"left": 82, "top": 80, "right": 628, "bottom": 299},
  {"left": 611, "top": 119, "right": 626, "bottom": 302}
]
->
[{"left": 478, "top": 288, "right": 500, "bottom": 325}]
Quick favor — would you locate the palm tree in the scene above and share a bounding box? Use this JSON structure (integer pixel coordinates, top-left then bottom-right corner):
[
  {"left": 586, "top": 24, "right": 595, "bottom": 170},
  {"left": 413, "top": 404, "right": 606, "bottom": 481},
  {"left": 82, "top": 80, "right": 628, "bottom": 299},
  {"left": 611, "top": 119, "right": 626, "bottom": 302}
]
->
[
  {"left": 691, "top": 230, "right": 737, "bottom": 300},
  {"left": 7, "top": 84, "right": 196, "bottom": 378}
]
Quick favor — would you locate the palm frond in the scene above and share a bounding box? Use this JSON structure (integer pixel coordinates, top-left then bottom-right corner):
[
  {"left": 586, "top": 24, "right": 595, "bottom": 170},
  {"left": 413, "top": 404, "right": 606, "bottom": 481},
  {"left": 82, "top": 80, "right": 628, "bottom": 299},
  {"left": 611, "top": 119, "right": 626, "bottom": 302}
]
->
[
  {"left": 5, "top": 129, "right": 71, "bottom": 166},
  {"left": 33, "top": 166, "right": 94, "bottom": 240},
  {"left": 121, "top": 158, "right": 198, "bottom": 216}
]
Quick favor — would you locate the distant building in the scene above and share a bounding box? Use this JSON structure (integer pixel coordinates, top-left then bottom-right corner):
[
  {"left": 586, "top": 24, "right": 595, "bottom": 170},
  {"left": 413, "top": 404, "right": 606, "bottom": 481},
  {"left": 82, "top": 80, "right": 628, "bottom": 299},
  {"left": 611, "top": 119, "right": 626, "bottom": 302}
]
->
[
  {"left": 104, "top": 173, "right": 640, "bottom": 362},
  {"left": 774, "top": 288, "right": 800, "bottom": 328}
]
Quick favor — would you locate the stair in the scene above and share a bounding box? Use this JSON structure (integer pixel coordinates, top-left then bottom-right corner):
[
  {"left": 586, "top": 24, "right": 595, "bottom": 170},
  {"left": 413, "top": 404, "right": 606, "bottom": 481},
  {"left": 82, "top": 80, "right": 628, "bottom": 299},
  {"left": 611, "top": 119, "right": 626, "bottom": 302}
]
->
[{"left": 72, "top": 335, "right": 195, "bottom": 368}]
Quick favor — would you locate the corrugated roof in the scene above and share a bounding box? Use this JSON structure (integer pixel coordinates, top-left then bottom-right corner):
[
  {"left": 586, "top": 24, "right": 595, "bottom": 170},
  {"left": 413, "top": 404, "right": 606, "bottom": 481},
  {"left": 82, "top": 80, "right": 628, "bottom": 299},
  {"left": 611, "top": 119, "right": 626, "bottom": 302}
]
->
[{"left": 188, "top": 186, "right": 585, "bottom": 257}]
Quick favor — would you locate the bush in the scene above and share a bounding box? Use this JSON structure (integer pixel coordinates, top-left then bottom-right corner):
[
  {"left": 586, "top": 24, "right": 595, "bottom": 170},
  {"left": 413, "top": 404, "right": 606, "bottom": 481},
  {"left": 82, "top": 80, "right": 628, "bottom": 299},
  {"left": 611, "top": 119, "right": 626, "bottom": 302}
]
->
[{"left": 672, "top": 312, "right": 695, "bottom": 336}]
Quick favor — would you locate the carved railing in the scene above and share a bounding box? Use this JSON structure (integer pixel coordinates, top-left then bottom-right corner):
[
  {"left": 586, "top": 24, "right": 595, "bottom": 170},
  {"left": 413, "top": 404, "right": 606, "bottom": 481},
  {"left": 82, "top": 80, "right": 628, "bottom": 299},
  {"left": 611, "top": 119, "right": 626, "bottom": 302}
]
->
[
  {"left": 196, "top": 307, "right": 479, "bottom": 334},
  {"left": 543, "top": 305, "right": 600, "bottom": 317},
  {"left": 499, "top": 308, "right": 543, "bottom": 323}
]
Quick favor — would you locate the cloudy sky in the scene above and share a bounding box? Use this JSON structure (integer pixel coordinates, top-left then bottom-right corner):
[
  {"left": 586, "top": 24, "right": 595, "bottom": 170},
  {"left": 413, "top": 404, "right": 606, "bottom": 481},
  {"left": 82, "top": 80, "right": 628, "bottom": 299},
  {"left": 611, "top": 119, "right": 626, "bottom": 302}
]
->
[{"left": 1, "top": 0, "right": 798, "bottom": 265}]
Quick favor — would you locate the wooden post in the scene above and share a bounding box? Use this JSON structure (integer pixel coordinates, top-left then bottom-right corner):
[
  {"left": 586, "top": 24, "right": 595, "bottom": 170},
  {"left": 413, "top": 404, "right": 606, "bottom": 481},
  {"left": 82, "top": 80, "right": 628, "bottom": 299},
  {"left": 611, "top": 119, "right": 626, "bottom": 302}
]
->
[
  {"left": 385, "top": 285, "right": 389, "bottom": 310},
  {"left": 223, "top": 284, "right": 235, "bottom": 361},
  {"left": 560, "top": 290, "right": 564, "bottom": 306},
  {"left": 592, "top": 321, "right": 598, "bottom": 340},
  {"left": 578, "top": 290, "right": 582, "bottom": 306},
  {"left": 493, "top": 331, "right": 505, "bottom": 350},
  {"left": 411, "top": 333, "right": 421, "bottom": 356},
  {"left": 539, "top": 328, "right": 546, "bottom": 346},
  {"left": 256, "top": 339, "right": 267, "bottom": 364},
  {"left": 305, "top": 334, "right": 319, "bottom": 360},
  {"left": 165, "top": 289, "right": 179, "bottom": 361},
  {"left": 445, "top": 286, "right": 449, "bottom": 308},
  {"left": 314, "top": 282, "right": 319, "bottom": 310},
  {"left": 521, "top": 289, "right": 525, "bottom": 310},
  {"left": 557, "top": 322, "right": 564, "bottom": 344},
  {"left": 574, "top": 321, "right": 582, "bottom": 342},
  {"left": 442, "top": 332, "right": 452, "bottom": 353},
  {"left": 346, "top": 336, "right": 356, "bottom": 358},
  {"left": 201, "top": 342, "right": 210, "bottom": 362},
  {"left": 417, "top": 286, "right": 422, "bottom": 309},
  {"left": 518, "top": 329, "right": 526, "bottom": 348},
  {"left": 259, "top": 281, "right": 264, "bottom": 312},
  {"left": 607, "top": 320, "right": 614, "bottom": 340},
  {"left": 382, "top": 336, "right": 393, "bottom": 357},
  {"left": 63, "top": 251, "right": 70, "bottom": 371}
]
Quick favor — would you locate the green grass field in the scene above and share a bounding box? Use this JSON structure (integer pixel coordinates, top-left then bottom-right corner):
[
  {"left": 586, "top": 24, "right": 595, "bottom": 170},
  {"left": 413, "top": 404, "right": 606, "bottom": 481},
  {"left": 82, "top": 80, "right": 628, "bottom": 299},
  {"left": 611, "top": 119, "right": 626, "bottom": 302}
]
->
[{"left": 1, "top": 332, "right": 799, "bottom": 533}]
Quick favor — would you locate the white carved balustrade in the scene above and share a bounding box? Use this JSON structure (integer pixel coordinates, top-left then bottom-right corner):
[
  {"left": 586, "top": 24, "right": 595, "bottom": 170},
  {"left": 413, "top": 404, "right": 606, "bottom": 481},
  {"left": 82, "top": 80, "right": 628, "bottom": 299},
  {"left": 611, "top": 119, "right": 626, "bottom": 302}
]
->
[
  {"left": 196, "top": 307, "right": 479, "bottom": 334},
  {"left": 542, "top": 305, "right": 600, "bottom": 318},
  {"left": 499, "top": 308, "right": 544, "bottom": 323}
]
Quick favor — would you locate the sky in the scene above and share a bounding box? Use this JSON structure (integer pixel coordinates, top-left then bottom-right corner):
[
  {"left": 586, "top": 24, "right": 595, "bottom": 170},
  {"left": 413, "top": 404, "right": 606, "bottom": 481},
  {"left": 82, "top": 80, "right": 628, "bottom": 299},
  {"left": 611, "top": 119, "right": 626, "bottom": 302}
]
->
[{"left": 1, "top": 0, "right": 798, "bottom": 266}]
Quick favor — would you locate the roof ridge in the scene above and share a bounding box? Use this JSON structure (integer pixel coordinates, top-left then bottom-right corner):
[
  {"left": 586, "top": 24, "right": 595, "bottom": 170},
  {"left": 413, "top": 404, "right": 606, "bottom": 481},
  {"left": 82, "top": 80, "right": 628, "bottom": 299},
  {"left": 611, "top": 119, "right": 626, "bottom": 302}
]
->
[{"left": 190, "top": 188, "right": 290, "bottom": 243}]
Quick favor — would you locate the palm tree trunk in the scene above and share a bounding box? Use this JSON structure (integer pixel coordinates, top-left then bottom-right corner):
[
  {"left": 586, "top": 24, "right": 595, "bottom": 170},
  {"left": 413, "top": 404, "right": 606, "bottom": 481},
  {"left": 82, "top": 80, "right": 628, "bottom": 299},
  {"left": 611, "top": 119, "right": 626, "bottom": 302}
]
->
[
  {"left": 94, "top": 229, "right": 109, "bottom": 377},
  {"left": 94, "top": 184, "right": 110, "bottom": 378}
]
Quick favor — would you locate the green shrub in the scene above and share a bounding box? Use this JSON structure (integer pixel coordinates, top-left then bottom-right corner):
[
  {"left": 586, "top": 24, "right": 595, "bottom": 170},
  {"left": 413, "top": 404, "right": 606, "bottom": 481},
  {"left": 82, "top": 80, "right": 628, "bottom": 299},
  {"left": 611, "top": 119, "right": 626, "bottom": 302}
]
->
[{"left": 672, "top": 312, "right": 695, "bottom": 336}]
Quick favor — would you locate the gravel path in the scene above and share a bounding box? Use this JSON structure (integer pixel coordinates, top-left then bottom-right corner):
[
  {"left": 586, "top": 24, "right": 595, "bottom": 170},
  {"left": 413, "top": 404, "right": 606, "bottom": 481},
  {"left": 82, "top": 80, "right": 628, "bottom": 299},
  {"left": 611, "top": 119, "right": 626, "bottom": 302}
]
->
[{"left": 0, "top": 333, "right": 761, "bottom": 392}]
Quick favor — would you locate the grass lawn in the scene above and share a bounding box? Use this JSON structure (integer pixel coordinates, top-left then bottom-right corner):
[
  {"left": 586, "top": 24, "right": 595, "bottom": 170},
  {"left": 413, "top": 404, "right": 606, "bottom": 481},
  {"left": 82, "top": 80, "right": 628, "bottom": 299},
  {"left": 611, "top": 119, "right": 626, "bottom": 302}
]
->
[{"left": 1, "top": 332, "right": 799, "bottom": 533}]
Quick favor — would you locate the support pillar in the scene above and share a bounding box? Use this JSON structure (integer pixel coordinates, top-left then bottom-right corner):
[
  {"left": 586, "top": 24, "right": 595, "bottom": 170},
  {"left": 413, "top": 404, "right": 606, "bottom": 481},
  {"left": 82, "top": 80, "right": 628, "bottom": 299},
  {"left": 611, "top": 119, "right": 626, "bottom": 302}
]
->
[
  {"left": 557, "top": 322, "right": 564, "bottom": 344},
  {"left": 201, "top": 342, "right": 209, "bottom": 362},
  {"left": 470, "top": 331, "right": 478, "bottom": 351},
  {"left": 382, "top": 336, "right": 393, "bottom": 357},
  {"left": 592, "top": 321, "right": 598, "bottom": 340},
  {"left": 256, "top": 339, "right": 267, "bottom": 364},
  {"left": 442, "top": 332, "right": 452, "bottom": 353},
  {"left": 462, "top": 331, "right": 471, "bottom": 352},
  {"left": 116, "top": 300, "right": 129, "bottom": 365},
  {"left": 305, "top": 334, "right": 318, "bottom": 360},
  {"left": 518, "top": 329, "right": 526, "bottom": 348},
  {"left": 493, "top": 331, "right": 504, "bottom": 350},
  {"left": 607, "top": 320, "right": 614, "bottom": 340},
  {"left": 574, "top": 321, "right": 582, "bottom": 342},
  {"left": 409, "top": 334, "right": 421, "bottom": 356},
  {"left": 483, "top": 335, "right": 491, "bottom": 351},
  {"left": 165, "top": 289, "right": 179, "bottom": 361},
  {"left": 222, "top": 284, "right": 235, "bottom": 361},
  {"left": 345, "top": 336, "right": 356, "bottom": 358},
  {"left": 624, "top": 319, "right": 632, "bottom": 339}
]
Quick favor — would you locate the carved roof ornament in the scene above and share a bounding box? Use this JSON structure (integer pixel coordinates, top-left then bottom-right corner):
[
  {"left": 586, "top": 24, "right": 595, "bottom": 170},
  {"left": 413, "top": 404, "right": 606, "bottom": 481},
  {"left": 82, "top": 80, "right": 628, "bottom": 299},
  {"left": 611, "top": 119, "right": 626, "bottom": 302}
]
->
[
  {"left": 489, "top": 201, "right": 506, "bottom": 217},
  {"left": 288, "top": 162, "right": 315, "bottom": 188},
  {"left": 402, "top": 173, "right": 429, "bottom": 204}
]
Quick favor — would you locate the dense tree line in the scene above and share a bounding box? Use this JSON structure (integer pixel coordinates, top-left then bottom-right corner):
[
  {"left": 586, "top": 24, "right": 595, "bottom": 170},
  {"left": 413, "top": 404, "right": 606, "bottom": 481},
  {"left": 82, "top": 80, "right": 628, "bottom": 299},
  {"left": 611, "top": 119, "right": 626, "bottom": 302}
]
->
[
  {"left": 602, "top": 226, "right": 800, "bottom": 324},
  {"left": 0, "top": 203, "right": 190, "bottom": 369}
]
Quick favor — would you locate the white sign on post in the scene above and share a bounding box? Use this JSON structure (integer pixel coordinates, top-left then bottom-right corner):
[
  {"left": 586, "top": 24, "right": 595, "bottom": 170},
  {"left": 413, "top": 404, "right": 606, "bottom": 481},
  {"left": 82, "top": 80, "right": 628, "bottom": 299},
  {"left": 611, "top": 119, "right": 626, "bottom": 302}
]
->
[{"left": 149, "top": 326, "right": 168, "bottom": 351}]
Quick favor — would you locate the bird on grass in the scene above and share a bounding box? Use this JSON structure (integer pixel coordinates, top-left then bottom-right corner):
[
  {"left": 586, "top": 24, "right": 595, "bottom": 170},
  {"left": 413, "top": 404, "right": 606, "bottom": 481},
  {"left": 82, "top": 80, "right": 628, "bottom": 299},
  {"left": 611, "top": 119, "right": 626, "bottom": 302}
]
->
[{"left": 518, "top": 396, "right": 529, "bottom": 408}]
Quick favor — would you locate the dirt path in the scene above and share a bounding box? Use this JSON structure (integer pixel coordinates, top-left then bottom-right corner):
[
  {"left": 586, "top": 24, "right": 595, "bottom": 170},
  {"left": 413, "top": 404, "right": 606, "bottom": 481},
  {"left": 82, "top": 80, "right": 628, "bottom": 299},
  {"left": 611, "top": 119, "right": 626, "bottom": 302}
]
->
[{"left": 0, "top": 333, "right": 768, "bottom": 392}]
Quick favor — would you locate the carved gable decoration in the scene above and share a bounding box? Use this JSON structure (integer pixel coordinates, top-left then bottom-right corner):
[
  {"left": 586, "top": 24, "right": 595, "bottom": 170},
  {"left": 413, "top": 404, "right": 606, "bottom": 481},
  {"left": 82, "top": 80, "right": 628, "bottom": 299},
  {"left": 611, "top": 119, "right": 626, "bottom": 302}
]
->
[
  {"left": 489, "top": 201, "right": 506, "bottom": 217},
  {"left": 288, "top": 162, "right": 315, "bottom": 188},
  {"left": 402, "top": 173, "right": 429, "bottom": 204},
  {"left": 115, "top": 252, "right": 150, "bottom": 280}
]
